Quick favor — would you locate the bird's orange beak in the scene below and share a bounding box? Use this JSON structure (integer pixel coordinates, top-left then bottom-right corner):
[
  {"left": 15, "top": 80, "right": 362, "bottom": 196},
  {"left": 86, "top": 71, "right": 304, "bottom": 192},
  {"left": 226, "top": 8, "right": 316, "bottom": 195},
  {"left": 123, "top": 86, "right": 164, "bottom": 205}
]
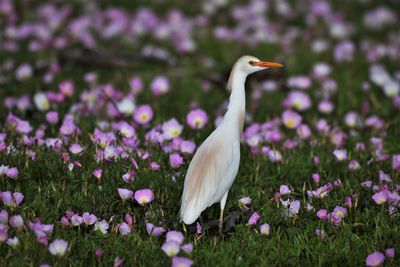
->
[{"left": 250, "top": 61, "right": 284, "bottom": 68}]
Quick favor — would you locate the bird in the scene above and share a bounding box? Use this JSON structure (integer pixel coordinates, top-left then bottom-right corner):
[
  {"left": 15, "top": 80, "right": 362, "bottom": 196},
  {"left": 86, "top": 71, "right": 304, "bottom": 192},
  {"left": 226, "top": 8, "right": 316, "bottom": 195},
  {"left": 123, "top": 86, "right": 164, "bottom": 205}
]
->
[{"left": 179, "top": 55, "right": 284, "bottom": 232}]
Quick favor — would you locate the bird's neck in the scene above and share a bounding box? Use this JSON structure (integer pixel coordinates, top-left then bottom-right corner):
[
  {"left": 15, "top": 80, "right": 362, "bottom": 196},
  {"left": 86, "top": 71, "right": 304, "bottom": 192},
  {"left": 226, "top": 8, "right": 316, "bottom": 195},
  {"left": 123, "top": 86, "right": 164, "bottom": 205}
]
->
[{"left": 223, "top": 72, "right": 246, "bottom": 136}]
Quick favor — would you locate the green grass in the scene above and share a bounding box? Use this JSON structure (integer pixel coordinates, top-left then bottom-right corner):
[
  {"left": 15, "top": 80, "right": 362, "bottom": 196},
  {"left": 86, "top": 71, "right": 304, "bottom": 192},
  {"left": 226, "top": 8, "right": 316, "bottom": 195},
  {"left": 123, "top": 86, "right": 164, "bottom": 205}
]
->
[{"left": 1, "top": 1, "right": 400, "bottom": 266}]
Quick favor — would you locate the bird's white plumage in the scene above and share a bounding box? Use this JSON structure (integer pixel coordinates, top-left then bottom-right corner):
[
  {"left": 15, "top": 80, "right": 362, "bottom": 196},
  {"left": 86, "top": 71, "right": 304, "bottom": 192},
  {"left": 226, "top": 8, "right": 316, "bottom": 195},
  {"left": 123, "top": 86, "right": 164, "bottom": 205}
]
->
[
  {"left": 180, "top": 126, "right": 240, "bottom": 224},
  {"left": 180, "top": 55, "right": 280, "bottom": 225}
]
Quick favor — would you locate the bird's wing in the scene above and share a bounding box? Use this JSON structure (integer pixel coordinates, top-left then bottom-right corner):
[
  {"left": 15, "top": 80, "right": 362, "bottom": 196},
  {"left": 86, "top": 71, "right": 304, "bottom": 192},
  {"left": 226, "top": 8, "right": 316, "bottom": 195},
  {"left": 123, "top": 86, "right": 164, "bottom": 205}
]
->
[{"left": 180, "top": 133, "right": 234, "bottom": 224}]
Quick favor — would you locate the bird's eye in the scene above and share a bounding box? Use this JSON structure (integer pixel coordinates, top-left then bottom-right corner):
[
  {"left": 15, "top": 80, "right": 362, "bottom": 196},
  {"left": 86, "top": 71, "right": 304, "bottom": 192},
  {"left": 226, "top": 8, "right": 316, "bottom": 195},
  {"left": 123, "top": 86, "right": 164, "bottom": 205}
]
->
[{"left": 249, "top": 61, "right": 254, "bottom": 65}]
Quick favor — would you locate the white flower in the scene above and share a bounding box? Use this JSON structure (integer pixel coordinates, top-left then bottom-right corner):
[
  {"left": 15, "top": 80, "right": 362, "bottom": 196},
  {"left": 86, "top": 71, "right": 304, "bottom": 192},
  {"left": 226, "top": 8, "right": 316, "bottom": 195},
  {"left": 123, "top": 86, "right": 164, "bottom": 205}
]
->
[
  {"left": 68, "top": 163, "right": 74, "bottom": 172},
  {"left": 333, "top": 149, "right": 347, "bottom": 161},
  {"left": 104, "top": 146, "right": 117, "bottom": 161},
  {"left": 117, "top": 98, "right": 135, "bottom": 116},
  {"left": 268, "top": 150, "right": 283, "bottom": 162},
  {"left": 6, "top": 236, "right": 19, "bottom": 248},
  {"left": 94, "top": 220, "right": 109, "bottom": 234},
  {"left": 370, "top": 65, "right": 390, "bottom": 86},
  {"left": 15, "top": 64, "right": 32, "bottom": 80},
  {"left": 383, "top": 80, "right": 399, "bottom": 98},
  {"left": 0, "top": 165, "right": 10, "bottom": 175},
  {"left": 33, "top": 93, "right": 50, "bottom": 111},
  {"left": 246, "top": 134, "right": 261, "bottom": 147},
  {"left": 49, "top": 239, "right": 68, "bottom": 257}
]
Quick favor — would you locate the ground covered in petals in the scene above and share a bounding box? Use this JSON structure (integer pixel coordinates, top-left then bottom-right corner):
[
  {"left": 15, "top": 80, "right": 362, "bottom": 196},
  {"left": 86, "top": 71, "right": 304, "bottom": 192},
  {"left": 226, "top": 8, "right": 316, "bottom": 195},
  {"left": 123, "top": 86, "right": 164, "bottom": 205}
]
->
[{"left": 1, "top": 0, "right": 400, "bottom": 266}]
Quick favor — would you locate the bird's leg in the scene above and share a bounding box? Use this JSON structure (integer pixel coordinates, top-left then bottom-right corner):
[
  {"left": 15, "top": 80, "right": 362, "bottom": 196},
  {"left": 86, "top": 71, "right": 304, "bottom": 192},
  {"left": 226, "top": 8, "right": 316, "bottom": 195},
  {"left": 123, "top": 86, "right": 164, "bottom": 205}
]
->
[
  {"left": 219, "top": 208, "right": 224, "bottom": 234},
  {"left": 219, "top": 192, "right": 229, "bottom": 234},
  {"left": 182, "top": 222, "right": 187, "bottom": 235}
]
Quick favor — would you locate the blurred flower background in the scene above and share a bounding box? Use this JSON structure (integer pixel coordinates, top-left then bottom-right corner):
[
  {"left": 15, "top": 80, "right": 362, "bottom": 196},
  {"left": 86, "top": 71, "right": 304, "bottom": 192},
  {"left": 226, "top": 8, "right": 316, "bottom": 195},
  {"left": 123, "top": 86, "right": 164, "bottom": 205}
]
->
[{"left": 0, "top": 0, "right": 399, "bottom": 266}]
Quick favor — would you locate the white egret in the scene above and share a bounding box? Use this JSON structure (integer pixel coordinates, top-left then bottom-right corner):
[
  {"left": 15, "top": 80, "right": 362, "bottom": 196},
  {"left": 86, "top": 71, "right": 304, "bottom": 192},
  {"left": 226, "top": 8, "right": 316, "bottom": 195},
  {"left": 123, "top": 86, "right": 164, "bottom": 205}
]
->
[{"left": 180, "top": 55, "right": 284, "bottom": 232}]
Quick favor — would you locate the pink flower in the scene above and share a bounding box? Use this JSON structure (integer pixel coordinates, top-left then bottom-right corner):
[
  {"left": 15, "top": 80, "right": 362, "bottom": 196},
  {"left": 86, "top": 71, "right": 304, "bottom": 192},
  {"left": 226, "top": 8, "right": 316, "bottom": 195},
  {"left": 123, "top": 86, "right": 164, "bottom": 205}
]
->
[
  {"left": 344, "top": 196, "right": 353, "bottom": 208},
  {"left": 125, "top": 214, "right": 133, "bottom": 225},
  {"left": 129, "top": 76, "right": 143, "bottom": 94},
  {"left": 279, "top": 185, "right": 291, "bottom": 195},
  {"left": 169, "top": 153, "right": 184, "bottom": 169},
  {"left": 316, "top": 209, "right": 328, "bottom": 220},
  {"left": 161, "top": 240, "right": 180, "bottom": 257},
  {"left": 134, "top": 105, "right": 153, "bottom": 125},
  {"left": 95, "top": 248, "right": 103, "bottom": 260},
  {"left": 61, "top": 216, "right": 70, "bottom": 227},
  {"left": 0, "top": 210, "right": 8, "bottom": 224},
  {"left": 186, "top": 109, "right": 208, "bottom": 129},
  {"left": 70, "top": 215, "right": 83, "bottom": 226},
  {"left": 348, "top": 160, "right": 361, "bottom": 171},
  {"left": 59, "top": 81, "right": 75, "bottom": 97},
  {"left": 282, "top": 110, "right": 302, "bottom": 129},
  {"left": 146, "top": 223, "right": 166, "bottom": 236},
  {"left": 0, "top": 229, "right": 8, "bottom": 242},
  {"left": 392, "top": 154, "right": 400, "bottom": 170},
  {"left": 331, "top": 206, "right": 347, "bottom": 219},
  {"left": 312, "top": 173, "right": 320, "bottom": 184},
  {"left": 134, "top": 189, "right": 154, "bottom": 206},
  {"left": 93, "top": 169, "right": 103, "bottom": 179},
  {"left": 172, "top": 257, "right": 193, "bottom": 267},
  {"left": 122, "top": 171, "right": 135, "bottom": 184},
  {"left": 196, "top": 222, "right": 202, "bottom": 234},
  {"left": 287, "top": 76, "right": 311, "bottom": 89},
  {"left": 69, "top": 143, "right": 83, "bottom": 155},
  {"left": 378, "top": 171, "right": 391, "bottom": 183},
  {"left": 166, "top": 231, "right": 184, "bottom": 244},
  {"left": 46, "top": 112, "right": 59, "bottom": 125},
  {"left": 248, "top": 212, "right": 260, "bottom": 225},
  {"left": 260, "top": 223, "right": 270, "bottom": 235},
  {"left": 181, "top": 243, "right": 193, "bottom": 254},
  {"left": 385, "top": 248, "right": 394, "bottom": 258},
  {"left": 333, "top": 149, "right": 347, "bottom": 161},
  {"left": 239, "top": 197, "right": 252, "bottom": 206},
  {"left": 284, "top": 91, "right": 312, "bottom": 111},
  {"left": 313, "top": 156, "right": 320, "bottom": 166},
  {"left": 306, "top": 203, "right": 314, "bottom": 211},
  {"left": 9, "top": 215, "right": 24, "bottom": 229},
  {"left": 1, "top": 191, "right": 24, "bottom": 207},
  {"left": 283, "top": 200, "right": 301, "bottom": 217},
  {"left": 150, "top": 162, "right": 160, "bottom": 171},
  {"left": 361, "top": 181, "right": 372, "bottom": 188},
  {"left": 365, "top": 251, "right": 385, "bottom": 267},
  {"left": 162, "top": 119, "right": 183, "bottom": 140},
  {"left": 118, "top": 122, "right": 135, "bottom": 138},
  {"left": 15, "top": 63, "right": 32, "bottom": 81},
  {"left": 117, "top": 222, "right": 131, "bottom": 235},
  {"left": 82, "top": 212, "right": 97, "bottom": 225},
  {"left": 151, "top": 76, "right": 169, "bottom": 96},
  {"left": 344, "top": 111, "right": 361, "bottom": 128},
  {"left": 318, "top": 100, "right": 334, "bottom": 114},
  {"left": 117, "top": 188, "right": 133, "bottom": 201},
  {"left": 5, "top": 167, "right": 18, "bottom": 179},
  {"left": 372, "top": 191, "right": 387, "bottom": 205},
  {"left": 334, "top": 41, "right": 354, "bottom": 63},
  {"left": 180, "top": 140, "right": 196, "bottom": 154},
  {"left": 297, "top": 124, "right": 311, "bottom": 139},
  {"left": 114, "top": 257, "right": 124, "bottom": 267}
]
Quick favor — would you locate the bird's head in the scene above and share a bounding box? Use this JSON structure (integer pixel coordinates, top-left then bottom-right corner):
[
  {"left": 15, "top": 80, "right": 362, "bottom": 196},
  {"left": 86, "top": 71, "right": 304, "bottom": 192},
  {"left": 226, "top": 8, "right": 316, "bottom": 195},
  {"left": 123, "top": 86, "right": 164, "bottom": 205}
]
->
[
  {"left": 227, "top": 55, "right": 284, "bottom": 91},
  {"left": 236, "top": 55, "right": 284, "bottom": 75}
]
